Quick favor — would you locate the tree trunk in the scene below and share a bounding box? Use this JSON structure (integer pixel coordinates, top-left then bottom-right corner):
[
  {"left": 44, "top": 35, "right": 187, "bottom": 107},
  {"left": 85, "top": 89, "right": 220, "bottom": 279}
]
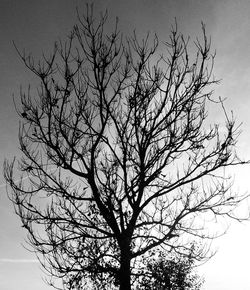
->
[{"left": 119, "top": 243, "right": 131, "bottom": 290}]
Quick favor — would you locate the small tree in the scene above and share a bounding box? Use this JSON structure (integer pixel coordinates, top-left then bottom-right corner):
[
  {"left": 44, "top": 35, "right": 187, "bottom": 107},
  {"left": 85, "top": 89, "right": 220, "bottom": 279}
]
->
[
  {"left": 4, "top": 6, "right": 248, "bottom": 290},
  {"left": 140, "top": 248, "right": 203, "bottom": 290}
]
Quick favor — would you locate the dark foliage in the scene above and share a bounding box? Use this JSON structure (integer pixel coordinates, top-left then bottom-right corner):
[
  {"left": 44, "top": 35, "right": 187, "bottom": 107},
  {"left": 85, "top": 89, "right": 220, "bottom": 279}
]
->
[{"left": 140, "top": 248, "right": 203, "bottom": 290}]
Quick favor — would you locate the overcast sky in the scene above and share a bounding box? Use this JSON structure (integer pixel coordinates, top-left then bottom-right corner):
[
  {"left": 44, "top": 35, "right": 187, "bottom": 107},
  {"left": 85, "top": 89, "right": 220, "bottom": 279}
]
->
[{"left": 1, "top": 1, "right": 250, "bottom": 289}]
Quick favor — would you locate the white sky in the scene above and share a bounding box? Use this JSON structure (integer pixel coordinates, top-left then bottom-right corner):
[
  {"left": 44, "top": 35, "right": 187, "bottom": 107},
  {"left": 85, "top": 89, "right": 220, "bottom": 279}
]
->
[{"left": 1, "top": 0, "right": 250, "bottom": 289}]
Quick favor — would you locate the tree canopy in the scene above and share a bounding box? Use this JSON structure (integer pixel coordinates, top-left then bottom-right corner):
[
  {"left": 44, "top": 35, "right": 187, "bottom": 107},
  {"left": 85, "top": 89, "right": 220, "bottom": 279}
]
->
[
  {"left": 140, "top": 248, "right": 203, "bottom": 290},
  {"left": 4, "top": 6, "right": 248, "bottom": 290}
]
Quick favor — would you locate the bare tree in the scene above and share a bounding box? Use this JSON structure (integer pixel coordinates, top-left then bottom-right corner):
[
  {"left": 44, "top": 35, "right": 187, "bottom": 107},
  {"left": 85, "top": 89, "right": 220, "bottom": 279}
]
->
[{"left": 4, "top": 6, "right": 248, "bottom": 290}]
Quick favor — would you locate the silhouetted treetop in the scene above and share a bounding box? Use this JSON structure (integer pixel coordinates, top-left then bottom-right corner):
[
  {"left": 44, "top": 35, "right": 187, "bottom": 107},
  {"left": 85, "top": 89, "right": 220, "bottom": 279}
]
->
[{"left": 4, "top": 5, "right": 248, "bottom": 290}]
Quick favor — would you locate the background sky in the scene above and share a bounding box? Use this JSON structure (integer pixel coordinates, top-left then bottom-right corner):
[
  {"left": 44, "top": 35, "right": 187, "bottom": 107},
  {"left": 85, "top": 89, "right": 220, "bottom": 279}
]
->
[{"left": 0, "top": 0, "right": 250, "bottom": 289}]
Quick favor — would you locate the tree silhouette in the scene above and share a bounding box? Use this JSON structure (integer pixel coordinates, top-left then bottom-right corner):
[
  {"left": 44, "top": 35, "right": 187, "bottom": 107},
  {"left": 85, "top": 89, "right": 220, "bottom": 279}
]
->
[
  {"left": 140, "top": 247, "right": 203, "bottom": 290},
  {"left": 4, "top": 6, "right": 248, "bottom": 290}
]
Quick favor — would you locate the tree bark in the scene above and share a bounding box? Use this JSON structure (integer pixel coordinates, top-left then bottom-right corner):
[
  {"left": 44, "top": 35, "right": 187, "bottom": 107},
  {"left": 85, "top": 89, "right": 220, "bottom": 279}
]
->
[{"left": 119, "top": 241, "right": 131, "bottom": 290}]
